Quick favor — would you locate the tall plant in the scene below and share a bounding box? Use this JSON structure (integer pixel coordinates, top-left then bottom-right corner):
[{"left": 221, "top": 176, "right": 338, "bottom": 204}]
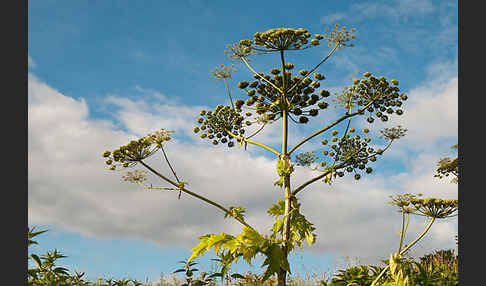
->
[{"left": 103, "top": 25, "right": 411, "bottom": 286}]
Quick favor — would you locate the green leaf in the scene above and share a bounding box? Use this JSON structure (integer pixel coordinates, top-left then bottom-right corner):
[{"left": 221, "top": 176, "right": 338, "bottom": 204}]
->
[
  {"left": 231, "top": 273, "right": 246, "bottom": 279},
  {"left": 261, "top": 244, "right": 290, "bottom": 282},
  {"left": 188, "top": 235, "right": 212, "bottom": 262},
  {"left": 208, "top": 273, "right": 223, "bottom": 278},
  {"left": 267, "top": 200, "right": 286, "bottom": 217},
  {"left": 30, "top": 254, "right": 42, "bottom": 269},
  {"left": 274, "top": 176, "right": 284, "bottom": 187},
  {"left": 54, "top": 266, "right": 69, "bottom": 274},
  {"left": 188, "top": 233, "right": 236, "bottom": 262},
  {"left": 271, "top": 217, "right": 284, "bottom": 238}
]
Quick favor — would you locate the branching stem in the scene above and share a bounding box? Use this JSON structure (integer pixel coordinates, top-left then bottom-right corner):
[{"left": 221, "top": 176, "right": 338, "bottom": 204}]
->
[
  {"left": 371, "top": 217, "right": 436, "bottom": 286},
  {"left": 223, "top": 78, "right": 235, "bottom": 110},
  {"left": 292, "top": 140, "right": 394, "bottom": 196},
  {"left": 138, "top": 160, "right": 255, "bottom": 231},
  {"left": 225, "top": 129, "right": 281, "bottom": 156},
  {"left": 288, "top": 100, "right": 375, "bottom": 156},
  {"left": 240, "top": 57, "right": 283, "bottom": 94},
  {"left": 287, "top": 42, "right": 340, "bottom": 94}
]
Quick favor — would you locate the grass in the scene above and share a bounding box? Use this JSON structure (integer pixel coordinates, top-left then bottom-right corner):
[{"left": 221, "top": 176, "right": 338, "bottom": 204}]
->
[{"left": 27, "top": 226, "right": 458, "bottom": 286}]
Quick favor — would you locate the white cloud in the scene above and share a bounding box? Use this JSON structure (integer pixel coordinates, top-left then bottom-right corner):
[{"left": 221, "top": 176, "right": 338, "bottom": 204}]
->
[
  {"left": 338, "top": 0, "right": 435, "bottom": 22},
  {"left": 320, "top": 13, "right": 346, "bottom": 26},
  {"left": 362, "top": 58, "right": 458, "bottom": 156},
  {"left": 28, "top": 55, "right": 36, "bottom": 68},
  {"left": 28, "top": 59, "right": 457, "bottom": 269}
]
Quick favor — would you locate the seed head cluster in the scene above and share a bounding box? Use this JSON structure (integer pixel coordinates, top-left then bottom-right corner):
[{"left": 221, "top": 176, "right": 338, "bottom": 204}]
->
[
  {"left": 102, "top": 129, "right": 173, "bottom": 170},
  {"left": 233, "top": 66, "right": 332, "bottom": 125},
  {"left": 225, "top": 26, "right": 356, "bottom": 58},
  {"left": 389, "top": 194, "right": 458, "bottom": 219},
  {"left": 334, "top": 72, "right": 407, "bottom": 123},
  {"left": 193, "top": 105, "right": 246, "bottom": 147},
  {"left": 315, "top": 128, "right": 389, "bottom": 180}
]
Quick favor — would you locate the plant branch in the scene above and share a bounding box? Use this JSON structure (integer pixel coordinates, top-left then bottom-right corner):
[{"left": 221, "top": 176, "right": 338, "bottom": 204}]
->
[
  {"left": 225, "top": 129, "right": 281, "bottom": 156},
  {"left": 288, "top": 101, "right": 374, "bottom": 156},
  {"left": 287, "top": 42, "right": 339, "bottom": 94},
  {"left": 398, "top": 212, "right": 406, "bottom": 253},
  {"left": 292, "top": 140, "right": 394, "bottom": 196},
  {"left": 399, "top": 217, "right": 436, "bottom": 256},
  {"left": 246, "top": 122, "right": 267, "bottom": 139},
  {"left": 371, "top": 217, "right": 436, "bottom": 286},
  {"left": 223, "top": 78, "right": 235, "bottom": 110},
  {"left": 161, "top": 146, "right": 181, "bottom": 183},
  {"left": 138, "top": 160, "right": 255, "bottom": 231},
  {"left": 240, "top": 57, "right": 283, "bottom": 94}
]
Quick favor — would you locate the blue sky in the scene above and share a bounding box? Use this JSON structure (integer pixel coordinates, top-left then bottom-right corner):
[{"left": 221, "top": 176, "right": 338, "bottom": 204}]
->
[{"left": 28, "top": 0, "right": 458, "bottom": 283}]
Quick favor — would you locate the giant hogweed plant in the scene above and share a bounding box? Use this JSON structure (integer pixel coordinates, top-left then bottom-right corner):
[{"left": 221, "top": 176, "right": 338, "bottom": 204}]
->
[{"left": 103, "top": 25, "right": 413, "bottom": 286}]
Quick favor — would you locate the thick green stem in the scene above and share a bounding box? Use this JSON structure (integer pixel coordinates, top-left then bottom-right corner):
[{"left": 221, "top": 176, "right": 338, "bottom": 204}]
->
[
  {"left": 280, "top": 50, "right": 288, "bottom": 152},
  {"left": 138, "top": 160, "right": 255, "bottom": 231},
  {"left": 278, "top": 49, "right": 293, "bottom": 286}
]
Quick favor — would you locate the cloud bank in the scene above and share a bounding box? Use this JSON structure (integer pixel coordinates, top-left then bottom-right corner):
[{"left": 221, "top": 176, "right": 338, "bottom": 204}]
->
[{"left": 28, "top": 55, "right": 458, "bottom": 266}]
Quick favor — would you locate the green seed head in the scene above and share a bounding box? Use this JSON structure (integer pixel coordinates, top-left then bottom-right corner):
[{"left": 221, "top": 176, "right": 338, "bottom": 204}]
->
[
  {"left": 320, "top": 90, "right": 330, "bottom": 97},
  {"left": 298, "top": 116, "right": 309, "bottom": 123},
  {"left": 270, "top": 68, "right": 281, "bottom": 75},
  {"left": 284, "top": 63, "right": 294, "bottom": 70},
  {"left": 318, "top": 101, "right": 329, "bottom": 109},
  {"left": 238, "top": 81, "right": 249, "bottom": 89},
  {"left": 299, "top": 70, "right": 309, "bottom": 76},
  {"left": 314, "top": 73, "right": 325, "bottom": 80}
]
